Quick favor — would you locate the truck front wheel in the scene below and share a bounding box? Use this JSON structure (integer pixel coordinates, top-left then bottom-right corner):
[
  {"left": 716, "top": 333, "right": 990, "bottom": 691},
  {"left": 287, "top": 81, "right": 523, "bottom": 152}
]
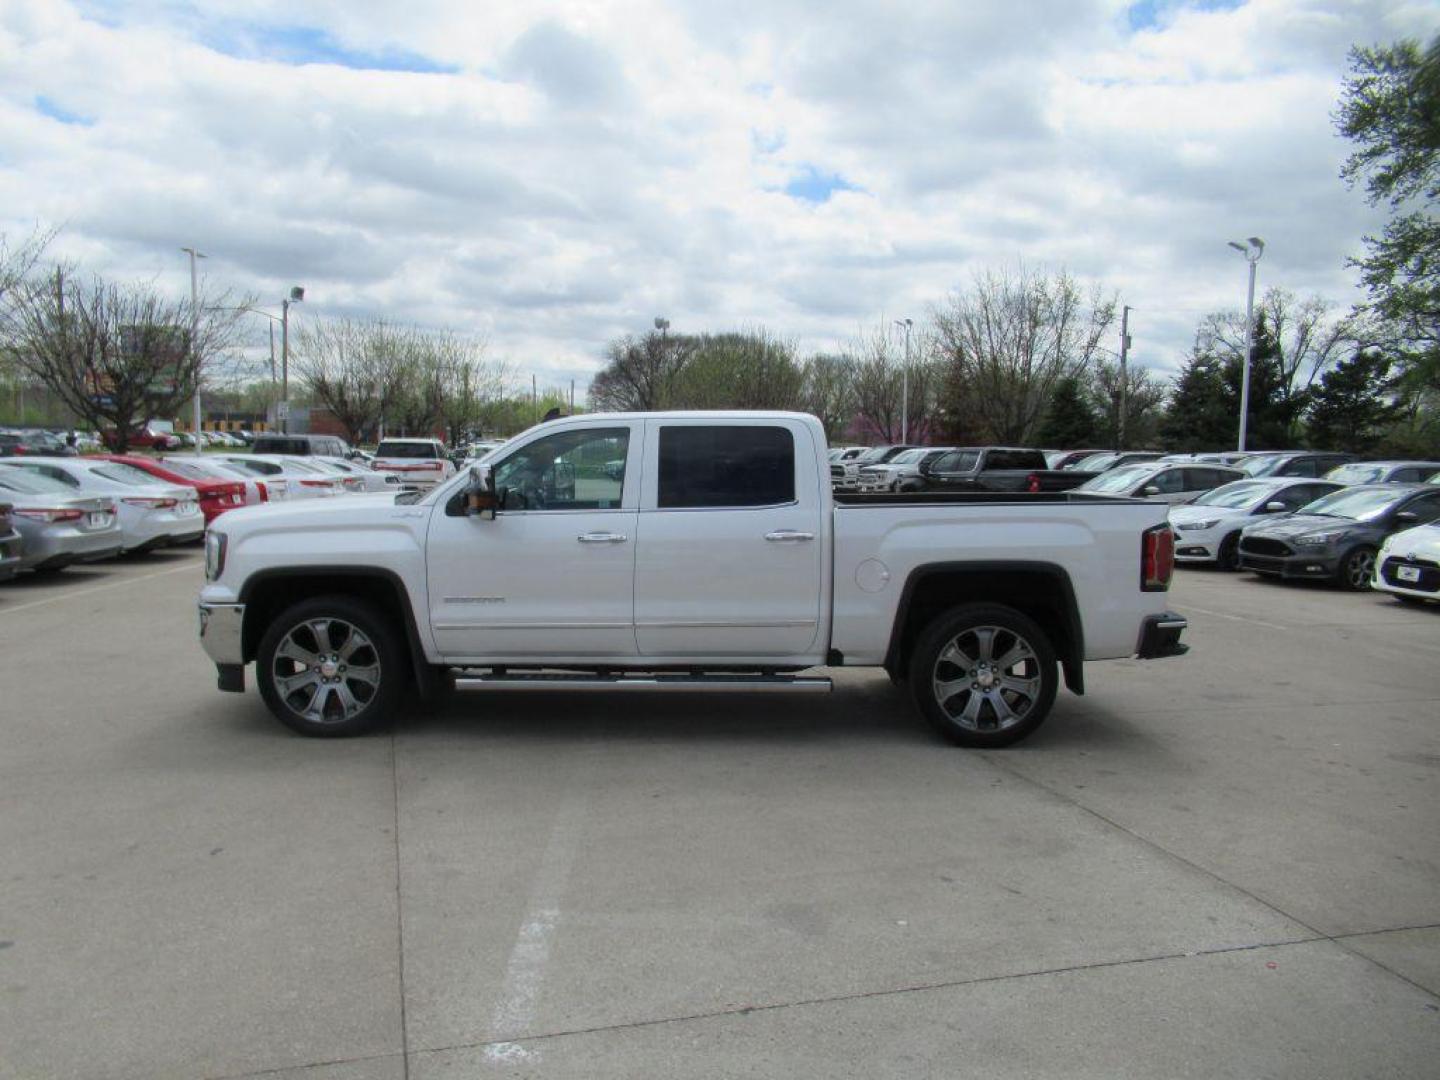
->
[
  {"left": 908, "top": 603, "right": 1058, "bottom": 747},
  {"left": 257, "top": 595, "right": 406, "bottom": 737}
]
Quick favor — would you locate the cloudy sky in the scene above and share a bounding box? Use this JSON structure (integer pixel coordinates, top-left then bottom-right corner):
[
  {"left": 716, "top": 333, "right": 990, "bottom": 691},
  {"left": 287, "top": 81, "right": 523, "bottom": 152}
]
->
[{"left": 1, "top": 0, "right": 1435, "bottom": 398}]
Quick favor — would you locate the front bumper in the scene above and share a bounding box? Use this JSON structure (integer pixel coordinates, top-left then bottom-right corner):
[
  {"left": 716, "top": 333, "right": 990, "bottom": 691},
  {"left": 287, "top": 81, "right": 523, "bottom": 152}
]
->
[
  {"left": 1238, "top": 551, "right": 1338, "bottom": 579},
  {"left": 0, "top": 529, "right": 20, "bottom": 580},
  {"left": 199, "top": 600, "right": 246, "bottom": 689},
  {"left": 1136, "top": 612, "right": 1189, "bottom": 659}
]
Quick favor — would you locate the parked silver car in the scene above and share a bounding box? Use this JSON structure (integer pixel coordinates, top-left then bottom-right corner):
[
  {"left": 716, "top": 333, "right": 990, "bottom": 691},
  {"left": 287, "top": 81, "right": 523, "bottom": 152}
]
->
[
  {"left": 0, "top": 501, "right": 21, "bottom": 580},
  {"left": 1, "top": 458, "right": 201, "bottom": 552},
  {"left": 0, "top": 469, "right": 123, "bottom": 570}
]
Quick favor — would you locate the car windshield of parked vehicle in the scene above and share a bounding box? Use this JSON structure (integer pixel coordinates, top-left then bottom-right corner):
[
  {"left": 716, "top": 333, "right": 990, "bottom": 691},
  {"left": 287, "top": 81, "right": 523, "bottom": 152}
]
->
[
  {"left": 1191, "top": 480, "right": 1275, "bottom": 509},
  {"left": 376, "top": 441, "right": 440, "bottom": 458},
  {"left": 1240, "top": 455, "right": 1290, "bottom": 477},
  {"left": 90, "top": 463, "right": 161, "bottom": 486},
  {"left": 1072, "top": 452, "right": 1119, "bottom": 471},
  {"left": 855, "top": 447, "right": 893, "bottom": 464},
  {"left": 1325, "top": 463, "right": 1386, "bottom": 484},
  {"left": 1298, "top": 486, "right": 1405, "bottom": 521},
  {"left": 1075, "top": 464, "right": 1154, "bottom": 493},
  {"left": 0, "top": 469, "right": 73, "bottom": 494},
  {"left": 888, "top": 449, "right": 926, "bottom": 466}
]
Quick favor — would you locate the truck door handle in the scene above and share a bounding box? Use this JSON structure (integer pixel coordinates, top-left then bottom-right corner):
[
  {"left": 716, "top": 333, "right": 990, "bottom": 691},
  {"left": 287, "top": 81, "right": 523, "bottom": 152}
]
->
[
  {"left": 765, "top": 530, "right": 815, "bottom": 542},
  {"left": 577, "top": 532, "right": 628, "bottom": 543}
]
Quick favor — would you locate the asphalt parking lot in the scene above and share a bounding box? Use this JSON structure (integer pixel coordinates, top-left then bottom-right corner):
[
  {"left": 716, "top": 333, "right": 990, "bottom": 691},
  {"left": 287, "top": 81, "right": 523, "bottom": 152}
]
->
[{"left": 2, "top": 552, "right": 1439, "bottom": 1079}]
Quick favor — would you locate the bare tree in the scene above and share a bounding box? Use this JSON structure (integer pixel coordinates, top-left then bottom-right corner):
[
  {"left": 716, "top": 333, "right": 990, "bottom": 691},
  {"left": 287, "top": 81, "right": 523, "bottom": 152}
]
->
[
  {"left": 847, "top": 321, "right": 944, "bottom": 442},
  {"left": 4, "top": 267, "right": 248, "bottom": 451},
  {"left": 1092, "top": 360, "right": 1167, "bottom": 448},
  {"left": 587, "top": 330, "right": 695, "bottom": 411},
  {"left": 931, "top": 266, "right": 1116, "bottom": 445},
  {"left": 1198, "top": 288, "right": 1359, "bottom": 400},
  {"left": 799, "top": 353, "right": 858, "bottom": 440}
]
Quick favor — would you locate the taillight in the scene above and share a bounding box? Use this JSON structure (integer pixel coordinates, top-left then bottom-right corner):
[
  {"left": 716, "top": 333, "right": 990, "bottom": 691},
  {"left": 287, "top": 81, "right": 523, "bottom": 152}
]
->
[
  {"left": 1142, "top": 524, "right": 1175, "bottom": 591},
  {"left": 256, "top": 481, "right": 270, "bottom": 502},
  {"left": 122, "top": 497, "right": 178, "bottom": 509},
  {"left": 14, "top": 508, "right": 85, "bottom": 523},
  {"left": 1027, "top": 473, "right": 1040, "bottom": 493}
]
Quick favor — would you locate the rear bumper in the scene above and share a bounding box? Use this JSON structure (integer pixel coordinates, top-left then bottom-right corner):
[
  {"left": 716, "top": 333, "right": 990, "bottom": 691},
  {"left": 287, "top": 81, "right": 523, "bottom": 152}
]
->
[{"left": 1136, "top": 612, "right": 1189, "bottom": 659}]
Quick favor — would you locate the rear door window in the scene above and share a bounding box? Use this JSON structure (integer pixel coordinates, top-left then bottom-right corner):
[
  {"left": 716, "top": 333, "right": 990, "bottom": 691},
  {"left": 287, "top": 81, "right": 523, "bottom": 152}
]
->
[{"left": 657, "top": 426, "right": 795, "bottom": 508}]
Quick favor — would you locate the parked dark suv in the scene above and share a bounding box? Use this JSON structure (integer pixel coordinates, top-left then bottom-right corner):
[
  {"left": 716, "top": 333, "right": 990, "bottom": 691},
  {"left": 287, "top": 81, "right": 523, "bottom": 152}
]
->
[{"left": 251, "top": 433, "right": 350, "bottom": 458}]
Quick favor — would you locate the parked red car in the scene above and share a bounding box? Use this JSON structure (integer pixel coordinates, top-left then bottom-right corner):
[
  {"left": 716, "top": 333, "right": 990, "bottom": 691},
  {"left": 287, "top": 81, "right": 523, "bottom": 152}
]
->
[
  {"left": 90, "top": 454, "right": 247, "bottom": 525},
  {"left": 100, "top": 427, "right": 178, "bottom": 451}
]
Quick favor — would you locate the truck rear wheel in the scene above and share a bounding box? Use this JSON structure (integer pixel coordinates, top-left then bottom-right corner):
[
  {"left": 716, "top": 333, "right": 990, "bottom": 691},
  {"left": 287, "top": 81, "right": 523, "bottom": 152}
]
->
[
  {"left": 257, "top": 595, "right": 406, "bottom": 737},
  {"left": 908, "top": 603, "right": 1058, "bottom": 747}
]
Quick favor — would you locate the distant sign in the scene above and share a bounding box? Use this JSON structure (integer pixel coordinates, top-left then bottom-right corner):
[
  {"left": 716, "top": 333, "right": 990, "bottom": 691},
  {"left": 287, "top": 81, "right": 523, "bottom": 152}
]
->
[{"left": 275, "top": 401, "right": 291, "bottom": 420}]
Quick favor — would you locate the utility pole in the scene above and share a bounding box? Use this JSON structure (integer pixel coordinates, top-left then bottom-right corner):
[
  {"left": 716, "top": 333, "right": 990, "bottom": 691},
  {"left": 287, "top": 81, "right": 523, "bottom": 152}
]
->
[
  {"left": 181, "top": 248, "right": 207, "bottom": 455},
  {"left": 1118, "top": 305, "right": 1132, "bottom": 451}
]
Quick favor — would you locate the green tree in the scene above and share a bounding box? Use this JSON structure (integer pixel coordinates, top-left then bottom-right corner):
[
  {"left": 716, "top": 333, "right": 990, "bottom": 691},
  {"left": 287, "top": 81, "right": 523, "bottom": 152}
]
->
[
  {"left": 1224, "top": 316, "right": 1309, "bottom": 449},
  {"left": 1305, "top": 349, "right": 1402, "bottom": 452},
  {"left": 670, "top": 329, "right": 804, "bottom": 409},
  {"left": 1158, "top": 352, "right": 1233, "bottom": 451},
  {"left": 1035, "top": 375, "right": 1100, "bottom": 447},
  {"left": 1336, "top": 35, "right": 1440, "bottom": 385}
]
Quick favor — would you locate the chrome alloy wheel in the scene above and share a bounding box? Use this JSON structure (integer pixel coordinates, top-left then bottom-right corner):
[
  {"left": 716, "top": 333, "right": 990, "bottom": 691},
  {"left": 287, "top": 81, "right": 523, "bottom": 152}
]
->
[
  {"left": 931, "top": 624, "right": 1043, "bottom": 733},
  {"left": 271, "top": 617, "right": 382, "bottom": 724},
  {"left": 1344, "top": 548, "right": 1376, "bottom": 590}
]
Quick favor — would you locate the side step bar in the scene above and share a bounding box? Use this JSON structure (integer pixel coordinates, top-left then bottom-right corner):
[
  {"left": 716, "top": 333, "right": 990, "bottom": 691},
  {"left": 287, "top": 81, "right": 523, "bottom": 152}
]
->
[{"left": 453, "top": 673, "right": 833, "bottom": 694}]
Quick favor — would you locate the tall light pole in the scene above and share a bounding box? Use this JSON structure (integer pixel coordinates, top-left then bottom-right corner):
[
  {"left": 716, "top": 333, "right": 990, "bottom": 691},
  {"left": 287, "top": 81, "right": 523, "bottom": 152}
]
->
[
  {"left": 1117, "top": 305, "right": 1133, "bottom": 451},
  {"left": 1227, "top": 237, "right": 1264, "bottom": 451},
  {"left": 894, "top": 317, "right": 913, "bottom": 443},
  {"left": 280, "top": 286, "right": 305, "bottom": 433},
  {"left": 181, "top": 247, "right": 206, "bottom": 456}
]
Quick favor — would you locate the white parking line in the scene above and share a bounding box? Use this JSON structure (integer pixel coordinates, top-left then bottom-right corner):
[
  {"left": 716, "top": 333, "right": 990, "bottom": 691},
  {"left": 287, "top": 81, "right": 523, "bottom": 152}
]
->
[
  {"left": 0, "top": 559, "right": 201, "bottom": 615},
  {"left": 1181, "top": 603, "right": 1287, "bottom": 631},
  {"left": 482, "top": 791, "right": 589, "bottom": 1064}
]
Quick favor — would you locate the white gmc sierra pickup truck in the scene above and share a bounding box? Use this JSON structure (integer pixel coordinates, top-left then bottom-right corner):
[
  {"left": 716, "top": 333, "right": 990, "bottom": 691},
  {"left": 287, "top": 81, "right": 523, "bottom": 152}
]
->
[{"left": 198, "top": 412, "right": 1187, "bottom": 747}]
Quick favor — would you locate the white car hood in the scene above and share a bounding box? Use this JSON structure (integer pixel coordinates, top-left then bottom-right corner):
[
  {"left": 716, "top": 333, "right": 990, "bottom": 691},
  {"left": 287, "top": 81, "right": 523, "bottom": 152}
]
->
[
  {"left": 1169, "top": 504, "right": 1246, "bottom": 526},
  {"left": 215, "top": 492, "right": 413, "bottom": 535}
]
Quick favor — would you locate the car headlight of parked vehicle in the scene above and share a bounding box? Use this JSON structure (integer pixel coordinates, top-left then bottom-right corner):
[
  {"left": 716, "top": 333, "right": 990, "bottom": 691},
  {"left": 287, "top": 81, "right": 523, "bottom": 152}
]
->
[
  {"left": 1294, "top": 531, "right": 1343, "bottom": 546},
  {"left": 205, "top": 530, "right": 228, "bottom": 581},
  {"left": 1175, "top": 519, "right": 1220, "bottom": 531}
]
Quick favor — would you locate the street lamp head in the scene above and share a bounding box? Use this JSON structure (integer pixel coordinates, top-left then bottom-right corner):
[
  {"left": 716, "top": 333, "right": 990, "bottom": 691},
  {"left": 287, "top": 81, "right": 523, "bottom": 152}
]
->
[
  {"left": 289, "top": 286, "right": 305, "bottom": 303},
  {"left": 653, "top": 317, "right": 670, "bottom": 332},
  {"left": 1246, "top": 237, "right": 1265, "bottom": 252}
]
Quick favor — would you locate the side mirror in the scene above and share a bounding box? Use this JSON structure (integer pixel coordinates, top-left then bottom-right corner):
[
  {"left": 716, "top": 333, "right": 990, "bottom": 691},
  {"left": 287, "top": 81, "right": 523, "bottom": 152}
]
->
[
  {"left": 1142, "top": 485, "right": 1161, "bottom": 496},
  {"left": 465, "top": 464, "right": 498, "bottom": 520},
  {"left": 1394, "top": 510, "right": 1420, "bottom": 524},
  {"left": 1263, "top": 501, "right": 1288, "bottom": 513}
]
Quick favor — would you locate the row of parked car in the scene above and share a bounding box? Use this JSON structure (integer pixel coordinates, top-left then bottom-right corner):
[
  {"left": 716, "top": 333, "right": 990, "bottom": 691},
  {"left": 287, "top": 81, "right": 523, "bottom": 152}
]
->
[
  {"left": 0, "top": 447, "right": 412, "bottom": 582},
  {"left": 825, "top": 443, "right": 1440, "bottom": 605}
]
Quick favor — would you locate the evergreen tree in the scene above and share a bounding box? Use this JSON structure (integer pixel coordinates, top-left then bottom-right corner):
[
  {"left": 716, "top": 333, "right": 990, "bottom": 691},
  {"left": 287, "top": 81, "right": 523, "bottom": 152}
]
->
[
  {"left": 1158, "top": 352, "right": 1232, "bottom": 450},
  {"left": 1035, "top": 375, "right": 1100, "bottom": 447},
  {"left": 1306, "top": 349, "right": 1402, "bottom": 452},
  {"left": 1225, "top": 315, "right": 1309, "bottom": 448}
]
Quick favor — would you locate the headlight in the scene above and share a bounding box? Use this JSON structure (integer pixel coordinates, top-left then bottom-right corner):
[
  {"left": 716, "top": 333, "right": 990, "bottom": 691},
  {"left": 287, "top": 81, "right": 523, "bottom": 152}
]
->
[
  {"left": 1294, "top": 531, "right": 1341, "bottom": 546},
  {"left": 1175, "top": 519, "right": 1220, "bottom": 531},
  {"left": 204, "top": 530, "right": 228, "bottom": 581}
]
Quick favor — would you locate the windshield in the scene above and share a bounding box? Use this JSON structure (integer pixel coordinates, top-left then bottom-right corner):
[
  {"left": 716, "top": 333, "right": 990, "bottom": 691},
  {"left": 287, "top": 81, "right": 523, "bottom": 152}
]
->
[
  {"left": 1073, "top": 452, "right": 1118, "bottom": 471},
  {"left": 1298, "top": 486, "right": 1404, "bottom": 521},
  {"left": 889, "top": 449, "right": 926, "bottom": 465},
  {"left": 1325, "top": 463, "right": 1386, "bottom": 484},
  {"left": 90, "top": 463, "right": 160, "bottom": 486},
  {"left": 1192, "top": 480, "right": 1273, "bottom": 509},
  {"left": 1076, "top": 465, "right": 1153, "bottom": 493},
  {"left": 1241, "top": 455, "right": 1290, "bottom": 477},
  {"left": 0, "top": 469, "right": 73, "bottom": 494},
  {"left": 856, "top": 447, "right": 892, "bottom": 463},
  {"left": 377, "top": 441, "right": 441, "bottom": 459}
]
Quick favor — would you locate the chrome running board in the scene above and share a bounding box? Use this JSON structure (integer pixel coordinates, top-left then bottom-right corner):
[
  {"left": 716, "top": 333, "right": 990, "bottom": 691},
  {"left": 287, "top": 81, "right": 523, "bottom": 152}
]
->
[{"left": 453, "top": 673, "right": 832, "bottom": 694}]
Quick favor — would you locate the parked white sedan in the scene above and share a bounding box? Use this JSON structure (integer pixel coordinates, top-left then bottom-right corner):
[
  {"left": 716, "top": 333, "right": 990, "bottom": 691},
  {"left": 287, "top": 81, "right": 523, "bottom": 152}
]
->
[
  {"left": 160, "top": 456, "right": 291, "bottom": 505},
  {"left": 213, "top": 455, "right": 342, "bottom": 499},
  {"left": 1168, "top": 477, "right": 1346, "bottom": 570},
  {"left": 1373, "top": 522, "right": 1440, "bottom": 605},
  {"left": 0, "top": 457, "right": 202, "bottom": 552}
]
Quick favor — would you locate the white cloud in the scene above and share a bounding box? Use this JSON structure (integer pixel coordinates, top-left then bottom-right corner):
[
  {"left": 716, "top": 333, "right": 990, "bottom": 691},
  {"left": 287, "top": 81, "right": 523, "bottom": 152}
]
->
[{"left": 1, "top": 0, "right": 1436, "bottom": 397}]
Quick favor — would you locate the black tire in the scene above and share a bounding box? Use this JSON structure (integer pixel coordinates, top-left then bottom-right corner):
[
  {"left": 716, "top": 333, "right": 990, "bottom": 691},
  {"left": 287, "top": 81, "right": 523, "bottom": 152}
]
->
[
  {"left": 1336, "top": 545, "right": 1377, "bottom": 591},
  {"left": 908, "top": 603, "right": 1058, "bottom": 748},
  {"left": 1217, "top": 532, "right": 1241, "bottom": 572},
  {"left": 257, "top": 595, "right": 406, "bottom": 737}
]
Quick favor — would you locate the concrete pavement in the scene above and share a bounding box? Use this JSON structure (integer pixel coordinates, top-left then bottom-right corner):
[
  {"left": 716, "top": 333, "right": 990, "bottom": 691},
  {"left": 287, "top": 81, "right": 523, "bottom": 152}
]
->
[{"left": 1, "top": 552, "right": 1437, "bottom": 1078}]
